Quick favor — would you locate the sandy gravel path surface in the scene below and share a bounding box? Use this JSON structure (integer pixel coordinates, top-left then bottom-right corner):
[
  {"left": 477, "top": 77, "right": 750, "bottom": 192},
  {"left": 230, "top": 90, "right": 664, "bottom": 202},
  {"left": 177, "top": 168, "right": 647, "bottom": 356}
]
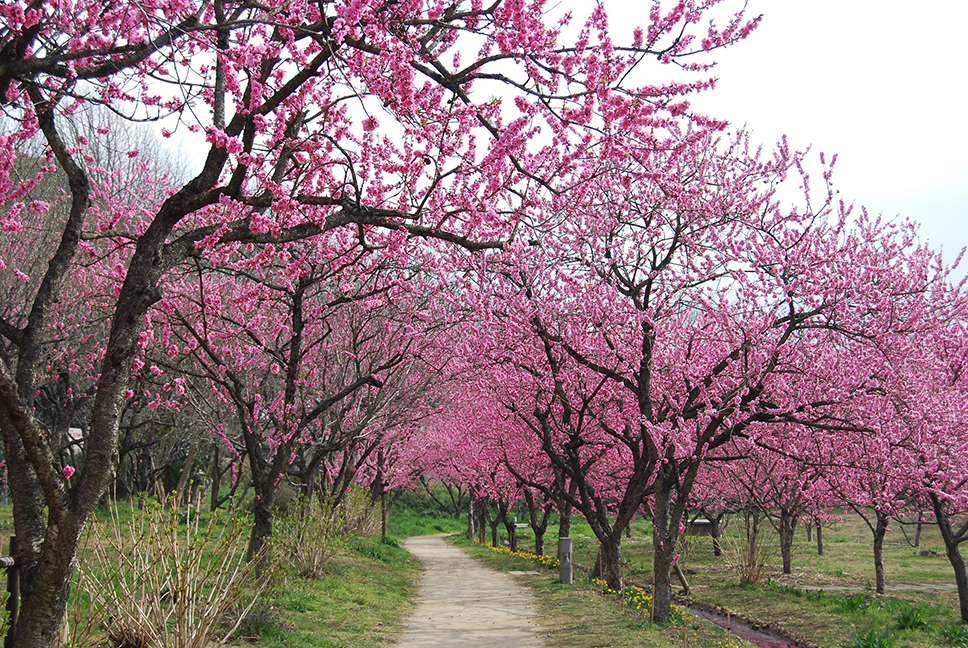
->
[{"left": 393, "top": 534, "right": 546, "bottom": 648}]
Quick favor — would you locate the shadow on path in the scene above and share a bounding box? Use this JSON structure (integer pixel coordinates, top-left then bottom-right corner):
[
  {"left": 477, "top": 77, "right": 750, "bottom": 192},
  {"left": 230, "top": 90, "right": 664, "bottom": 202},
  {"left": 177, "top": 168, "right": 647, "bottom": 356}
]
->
[{"left": 393, "top": 534, "right": 546, "bottom": 648}]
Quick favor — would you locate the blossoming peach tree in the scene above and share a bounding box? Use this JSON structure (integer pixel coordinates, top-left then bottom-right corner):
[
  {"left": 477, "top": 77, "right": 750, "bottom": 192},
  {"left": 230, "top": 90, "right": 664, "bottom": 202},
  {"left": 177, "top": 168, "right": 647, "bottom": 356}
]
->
[
  {"left": 0, "top": 0, "right": 764, "bottom": 642},
  {"left": 456, "top": 128, "right": 962, "bottom": 622}
]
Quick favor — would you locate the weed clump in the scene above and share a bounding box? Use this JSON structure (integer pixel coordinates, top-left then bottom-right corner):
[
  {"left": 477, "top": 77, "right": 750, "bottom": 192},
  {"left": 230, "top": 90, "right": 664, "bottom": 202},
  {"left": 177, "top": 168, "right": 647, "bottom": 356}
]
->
[
  {"left": 838, "top": 629, "right": 906, "bottom": 648},
  {"left": 938, "top": 621, "right": 968, "bottom": 647},
  {"left": 894, "top": 605, "right": 930, "bottom": 630}
]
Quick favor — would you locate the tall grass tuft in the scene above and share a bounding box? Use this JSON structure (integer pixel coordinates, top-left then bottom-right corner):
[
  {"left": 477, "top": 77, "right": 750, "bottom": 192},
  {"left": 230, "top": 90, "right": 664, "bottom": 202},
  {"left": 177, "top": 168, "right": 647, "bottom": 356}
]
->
[{"left": 71, "top": 497, "right": 266, "bottom": 648}]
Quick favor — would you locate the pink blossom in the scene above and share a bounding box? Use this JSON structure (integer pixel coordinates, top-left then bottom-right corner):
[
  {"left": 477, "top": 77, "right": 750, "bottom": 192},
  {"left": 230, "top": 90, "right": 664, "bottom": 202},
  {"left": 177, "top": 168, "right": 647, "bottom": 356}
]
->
[{"left": 62, "top": 465, "right": 75, "bottom": 479}]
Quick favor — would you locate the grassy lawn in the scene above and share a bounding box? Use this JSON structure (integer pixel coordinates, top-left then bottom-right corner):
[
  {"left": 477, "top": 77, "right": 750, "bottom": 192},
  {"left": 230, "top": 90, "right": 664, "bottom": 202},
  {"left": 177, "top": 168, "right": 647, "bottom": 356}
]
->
[
  {"left": 233, "top": 535, "right": 420, "bottom": 648},
  {"left": 497, "top": 511, "right": 966, "bottom": 648},
  {"left": 1, "top": 493, "right": 966, "bottom": 648}
]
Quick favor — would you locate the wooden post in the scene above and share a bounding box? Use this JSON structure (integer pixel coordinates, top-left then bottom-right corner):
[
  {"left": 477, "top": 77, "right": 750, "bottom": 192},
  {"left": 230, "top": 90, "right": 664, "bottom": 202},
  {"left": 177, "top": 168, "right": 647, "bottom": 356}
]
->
[
  {"left": 673, "top": 562, "right": 691, "bottom": 595},
  {"left": 5, "top": 536, "right": 20, "bottom": 648}
]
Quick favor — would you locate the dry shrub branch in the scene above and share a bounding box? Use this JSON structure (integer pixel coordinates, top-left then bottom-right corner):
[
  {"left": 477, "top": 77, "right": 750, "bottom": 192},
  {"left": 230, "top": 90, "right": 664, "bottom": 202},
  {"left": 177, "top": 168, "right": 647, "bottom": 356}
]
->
[{"left": 70, "top": 497, "right": 266, "bottom": 648}]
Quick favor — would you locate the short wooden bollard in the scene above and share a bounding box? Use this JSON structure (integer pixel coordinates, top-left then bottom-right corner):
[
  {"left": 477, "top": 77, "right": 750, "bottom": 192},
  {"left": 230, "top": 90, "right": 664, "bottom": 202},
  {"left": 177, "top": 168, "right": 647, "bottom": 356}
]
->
[{"left": 557, "top": 537, "right": 573, "bottom": 584}]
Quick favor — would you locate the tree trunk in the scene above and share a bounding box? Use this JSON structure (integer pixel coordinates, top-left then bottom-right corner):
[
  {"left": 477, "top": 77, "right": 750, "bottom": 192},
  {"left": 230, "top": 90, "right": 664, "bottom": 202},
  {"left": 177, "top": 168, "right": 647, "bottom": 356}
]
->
[
  {"left": 497, "top": 501, "right": 517, "bottom": 552},
  {"left": 945, "top": 542, "right": 968, "bottom": 624},
  {"left": 779, "top": 509, "right": 797, "bottom": 575},
  {"left": 558, "top": 501, "right": 572, "bottom": 539},
  {"left": 522, "top": 489, "right": 551, "bottom": 556},
  {"left": 915, "top": 521, "right": 923, "bottom": 548},
  {"left": 930, "top": 494, "right": 968, "bottom": 623},
  {"left": 816, "top": 522, "right": 824, "bottom": 555},
  {"left": 246, "top": 487, "right": 277, "bottom": 574},
  {"left": 381, "top": 489, "right": 388, "bottom": 540},
  {"left": 711, "top": 515, "right": 723, "bottom": 557},
  {"left": 7, "top": 517, "right": 82, "bottom": 648},
  {"left": 467, "top": 493, "right": 476, "bottom": 540},
  {"left": 598, "top": 537, "right": 623, "bottom": 590},
  {"left": 210, "top": 440, "right": 221, "bottom": 512},
  {"left": 806, "top": 523, "right": 812, "bottom": 542},
  {"left": 505, "top": 519, "right": 517, "bottom": 551},
  {"left": 651, "top": 473, "right": 677, "bottom": 624},
  {"left": 477, "top": 500, "right": 486, "bottom": 544},
  {"left": 482, "top": 501, "right": 499, "bottom": 547},
  {"left": 174, "top": 440, "right": 198, "bottom": 507},
  {"left": 873, "top": 510, "right": 889, "bottom": 594},
  {"left": 445, "top": 483, "right": 464, "bottom": 520}
]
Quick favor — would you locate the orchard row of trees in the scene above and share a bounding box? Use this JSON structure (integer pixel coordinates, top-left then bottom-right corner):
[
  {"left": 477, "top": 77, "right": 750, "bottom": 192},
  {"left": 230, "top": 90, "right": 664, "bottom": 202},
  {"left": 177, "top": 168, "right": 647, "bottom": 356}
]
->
[
  {"left": 1, "top": 0, "right": 965, "bottom": 645},
  {"left": 410, "top": 191, "right": 968, "bottom": 623}
]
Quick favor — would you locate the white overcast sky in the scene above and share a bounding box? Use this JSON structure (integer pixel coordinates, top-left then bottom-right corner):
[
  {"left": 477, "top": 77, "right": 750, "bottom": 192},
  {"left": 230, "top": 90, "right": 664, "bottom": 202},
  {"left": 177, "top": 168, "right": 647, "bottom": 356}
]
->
[{"left": 662, "top": 0, "right": 968, "bottom": 275}]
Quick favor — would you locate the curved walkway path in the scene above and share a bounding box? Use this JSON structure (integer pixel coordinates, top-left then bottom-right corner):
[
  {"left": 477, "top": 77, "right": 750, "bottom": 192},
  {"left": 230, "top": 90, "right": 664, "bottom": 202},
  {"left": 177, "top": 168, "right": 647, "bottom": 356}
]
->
[{"left": 393, "top": 534, "right": 546, "bottom": 648}]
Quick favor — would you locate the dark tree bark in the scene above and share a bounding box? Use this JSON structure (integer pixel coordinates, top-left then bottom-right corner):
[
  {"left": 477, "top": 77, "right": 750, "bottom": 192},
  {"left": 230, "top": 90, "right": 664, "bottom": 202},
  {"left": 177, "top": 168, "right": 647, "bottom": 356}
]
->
[
  {"left": 651, "top": 473, "right": 676, "bottom": 622},
  {"left": 521, "top": 487, "right": 552, "bottom": 555},
  {"left": 873, "top": 510, "right": 889, "bottom": 594},
  {"left": 930, "top": 493, "right": 968, "bottom": 623},
  {"left": 210, "top": 440, "right": 222, "bottom": 511},
  {"left": 778, "top": 508, "right": 798, "bottom": 575},
  {"left": 847, "top": 503, "right": 891, "bottom": 595},
  {"left": 496, "top": 499, "right": 518, "bottom": 552},
  {"left": 599, "top": 539, "right": 623, "bottom": 588},
  {"left": 477, "top": 499, "right": 487, "bottom": 545},
  {"left": 466, "top": 491, "right": 476, "bottom": 540},
  {"left": 710, "top": 513, "right": 726, "bottom": 557},
  {"left": 479, "top": 498, "right": 500, "bottom": 546}
]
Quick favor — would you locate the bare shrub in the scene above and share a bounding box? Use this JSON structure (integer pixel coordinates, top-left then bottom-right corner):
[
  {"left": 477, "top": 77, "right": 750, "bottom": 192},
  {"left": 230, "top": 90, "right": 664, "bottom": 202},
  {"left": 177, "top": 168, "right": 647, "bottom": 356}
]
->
[
  {"left": 274, "top": 497, "right": 340, "bottom": 579},
  {"left": 274, "top": 486, "right": 381, "bottom": 578},
  {"left": 73, "top": 497, "right": 267, "bottom": 648},
  {"left": 721, "top": 508, "right": 777, "bottom": 585},
  {"left": 333, "top": 486, "right": 381, "bottom": 538}
]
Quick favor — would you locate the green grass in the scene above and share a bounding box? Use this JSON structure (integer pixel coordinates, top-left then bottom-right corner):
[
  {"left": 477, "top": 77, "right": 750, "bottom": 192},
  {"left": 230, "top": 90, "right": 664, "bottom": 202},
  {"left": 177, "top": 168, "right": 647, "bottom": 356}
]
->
[
  {"left": 237, "top": 535, "right": 420, "bottom": 648},
  {"left": 3, "top": 493, "right": 966, "bottom": 648},
  {"left": 386, "top": 489, "right": 467, "bottom": 537},
  {"left": 468, "top": 509, "right": 965, "bottom": 648},
  {"left": 657, "top": 514, "right": 962, "bottom": 648}
]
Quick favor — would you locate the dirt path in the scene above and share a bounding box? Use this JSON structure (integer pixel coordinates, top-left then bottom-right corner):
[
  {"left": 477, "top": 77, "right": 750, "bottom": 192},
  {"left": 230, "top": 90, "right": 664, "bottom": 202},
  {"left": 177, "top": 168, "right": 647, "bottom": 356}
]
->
[{"left": 393, "top": 534, "right": 546, "bottom": 648}]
